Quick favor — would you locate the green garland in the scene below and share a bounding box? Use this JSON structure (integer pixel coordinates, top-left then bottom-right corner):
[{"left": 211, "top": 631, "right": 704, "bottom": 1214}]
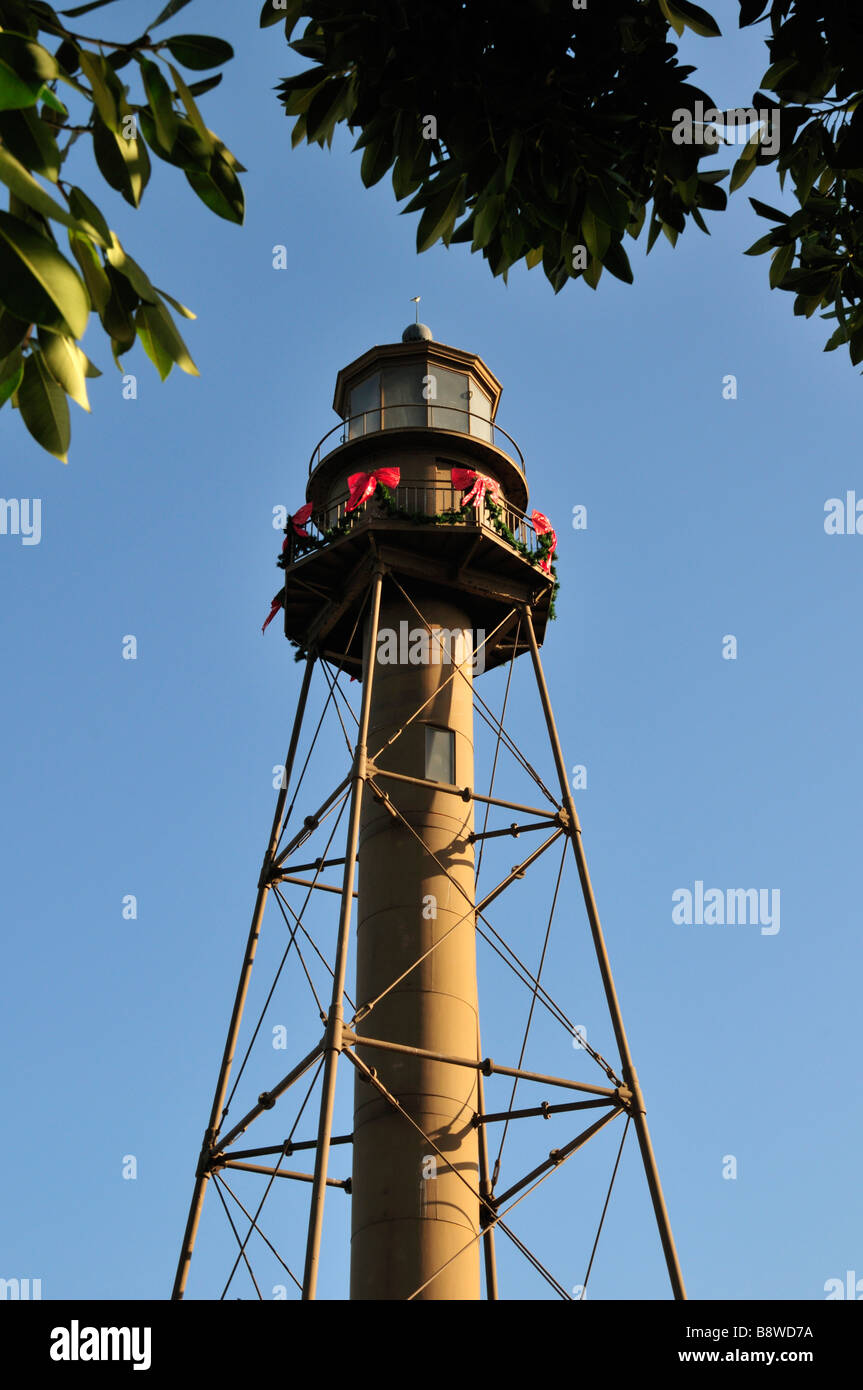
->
[{"left": 278, "top": 483, "right": 559, "bottom": 617}]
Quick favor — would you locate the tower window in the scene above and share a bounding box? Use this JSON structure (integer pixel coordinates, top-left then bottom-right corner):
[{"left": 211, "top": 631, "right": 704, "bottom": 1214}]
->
[{"left": 425, "top": 726, "right": 455, "bottom": 784}]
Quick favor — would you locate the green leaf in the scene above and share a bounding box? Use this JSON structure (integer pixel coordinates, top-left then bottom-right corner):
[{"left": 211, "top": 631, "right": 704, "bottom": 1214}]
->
[
  {"left": 415, "top": 176, "right": 466, "bottom": 253},
  {"left": 783, "top": 267, "right": 835, "bottom": 294},
  {"left": 0, "top": 305, "right": 30, "bottom": 356},
  {"left": 174, "top": 75, "right": 217, "bottom": 101},
  {"left": 149, "top": 0, "right": 195, "bottom": 25},
  {"left": 761, "top": 57, "right": 797, "bottom": 91},
  {"left": 391, "top": 154, "right": 420, "bottom": 200},
  {"left": 137, "top": 108, "right": 210, "bottom": 170},
  {"left": 749, "top": 197, "right": 789, "bottom": 223},
  {"left": 290, "top": 112, "right": 306, "bottom": 149},
  {"left": 602, "top": 238, "right": 634, "bottom": 283},
  {"left": 769, "top": 241, "right": 794, "bottom": 288},
  {"left": 304, "top": 74, "right": 351, "bottom": 146},
  {"left": 582, "top": 254, "right": 603, "bottom": 290},
  {"left": 165, "top": 59, "right": 211, "bottom": 152},
  {"left": 105, "top": 231, "right": 159, "bottom": 303},
  {"left": 0, "top": 58, "right": 42, "bottom": 112},
  {"left": 68, "top": 230, "right": 111, "bottom": 314},
  {"left": 212, "top": 135, "right": 244, "bottom": 173},
  {"left": 17, "top": 348, "right": 70, "bottom": 461},
  {"left": 101, "top": 264, "right": 137, "bottom": 350},
  {"left": 135, "top": 300, "right": 198, "bottom": 377},
  {"left": 55, "top": 39, "right": 80, "bottom": 75},
  {"left": 0, "top": 33, "right": 59, "bottom": 87},
  {"left": 504, "top": 130, "right": 522, "bottom": 189},
  {"left": 663, "top": 0, "right": 721, "bottom": 38},
  {"left": 154, "top": 285, "right": 195, "bottom": 319},
  {"left": 627, "top": 201, "right": 646, "bottom": 239},
  {"left": 744, "top": 231, "right": 779, "bottom": 256},
  {"left": 92, "top": 113, "right": 151, "bottom": 207},
  {"left": 471, "top": 195, "right": 504, "bottom": 251},
  {"left": 36, "top": 83, "right": 68, "bottom": 116},
  {"left": 134, "top": 302, "right": 172, "bottom": 378},
  {"left": 38, "top": 326, "right": 91, "bottom": 409},
  {"left": 0, "top": 211, "right": 89, "bottom": 336},
  {"left": 0, "top": 348, "right": 24, "bottom": 408},
  {"left": 184, "top": 149, "right": 244, "bottom": 223},
  {"left": 162, "top": 35, "right": 234, "bottom": 71},
  {"left": 823, "top": 322, "right": 849, "bottom": 353},
  {"left": 729, "top": 141, "right": 759, "bottom": 193},
  {"left": 67, "top": 185, "right": 111, "bottom": 245},
  {"left": 138, "top": 56, "right": 178, "bottom": 151},
  {"left": 581, "top": 205, "right": 609, "bottom": 260},
  {"left": 259, "top": 0, "right": 302, "bottom": 30},
  {"left": 0, "top": 108, "right": 61, "bottom": 179},
  {"left": 77, "top": 49, "right": 118, "bottom": 132},
  {"left": 360, "top": 132, "right": 393, "bottom": 188},
  {"left": 0, "top": 146, "right": 66, "bottom": 223},
  {"left": 0, "top": 146, "right": 107, "bottom": 243},
  {"left": 448, "top": 212, "right": 474, "bottom": 245},
  {"left": 586, "top": 179, "right": 630, "bottom": 232},
  {"left": 60, "top": 0, "right": 123, "bottom": 15}
]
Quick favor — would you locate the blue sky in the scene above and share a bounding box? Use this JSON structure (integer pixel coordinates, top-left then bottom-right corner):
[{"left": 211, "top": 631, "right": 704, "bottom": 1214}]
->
[{"left": 1, "top": 0, "right": 861, "bottom": 1301}]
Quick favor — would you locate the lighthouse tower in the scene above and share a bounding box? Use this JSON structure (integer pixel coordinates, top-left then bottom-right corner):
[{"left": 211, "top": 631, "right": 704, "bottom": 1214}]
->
[{"left": 172, "top": 324, "right": 685, "bottom": 1301}]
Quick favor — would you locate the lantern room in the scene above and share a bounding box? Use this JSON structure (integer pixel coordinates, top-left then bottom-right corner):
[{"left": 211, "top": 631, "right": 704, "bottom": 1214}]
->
[{"left": 306, "top": 324, "right": 529, "bottom": 519}]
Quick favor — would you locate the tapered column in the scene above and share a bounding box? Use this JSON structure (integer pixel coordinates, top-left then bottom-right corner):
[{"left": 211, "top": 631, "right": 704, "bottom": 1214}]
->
[{"left": 350, "top": 596, "right": 481, "bottom": 1299}]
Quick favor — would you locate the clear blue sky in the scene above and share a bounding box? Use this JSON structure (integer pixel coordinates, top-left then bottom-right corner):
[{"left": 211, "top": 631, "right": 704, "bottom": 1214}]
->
[{"left": 2, "top": 0, "right": 860, "bottom": 1301}]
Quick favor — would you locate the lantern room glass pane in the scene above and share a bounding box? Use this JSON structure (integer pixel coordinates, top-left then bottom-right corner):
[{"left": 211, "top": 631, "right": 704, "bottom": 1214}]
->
[
  {"left": 348, "top": 372, "right": 381, "bottom": 438},
  {"left": 430, "top": 368, "right": 470, "bottom": 433},
  {"left": 425, "top": 725, "right": 455, "bottom": 784},
  {"left": 470, "top": 382, "right": 492, "bottom": 442},
  {"left": 382, "top": 364, "right": 426, "bottom": 427}
]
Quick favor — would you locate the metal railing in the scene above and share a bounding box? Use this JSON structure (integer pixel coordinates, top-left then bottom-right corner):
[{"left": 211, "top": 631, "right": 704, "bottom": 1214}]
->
[
  {"left": 285, "top": 484, "right": 538, "bottom": 563},
  {"left": 307, "top": 407, "right": 525, "bottom": 475}
]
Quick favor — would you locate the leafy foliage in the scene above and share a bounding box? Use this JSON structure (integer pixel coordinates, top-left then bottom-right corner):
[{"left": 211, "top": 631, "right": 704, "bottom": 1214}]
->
[
  {"left": 0, "top": 0, "right": 243, "bottom": 459},
  {"left": 738, "top": 2, "right": 863, "bottom": 366},
  {"left": 267, "top": 0, "right": 863, "bottom": 372}
]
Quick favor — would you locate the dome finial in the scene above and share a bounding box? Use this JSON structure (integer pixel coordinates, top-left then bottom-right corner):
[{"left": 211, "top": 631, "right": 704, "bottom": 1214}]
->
[{"left": 403, "top": 295, "right": 432, "bottom": 342}]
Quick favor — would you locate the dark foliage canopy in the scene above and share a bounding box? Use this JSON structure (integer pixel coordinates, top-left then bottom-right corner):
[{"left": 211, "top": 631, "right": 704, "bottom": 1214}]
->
[
  {"left": 2, "top": 1, "right": 862, "bottom": 459},
  {"left": 272, "top": 0, "right": 863, "bottom": 367}
]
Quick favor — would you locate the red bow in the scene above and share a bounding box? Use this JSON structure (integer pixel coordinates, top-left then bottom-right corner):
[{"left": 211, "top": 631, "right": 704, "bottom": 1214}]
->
[
  {"left": 280, "top": 504, "right": 314, "bottom": 556},
  {"left": 531, "top": 510, "right": 557, "bottom": 574},
  {"left": 291, "top": 502, "right": 313, "bottom": 537},
  {"left": 262, "top": 592, "right": 283, "bottom": 634},
  {"left": 452, "top": 467, "right": 501, "bottom": 508},
  {"left": 346, "top": 466, "right": 400, "bottom": 512}
]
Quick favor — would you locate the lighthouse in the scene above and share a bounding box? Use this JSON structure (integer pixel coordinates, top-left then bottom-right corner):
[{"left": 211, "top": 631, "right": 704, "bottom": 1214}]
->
[{"left": 172, "top": 323, "right": 685, "bottom": 1302}]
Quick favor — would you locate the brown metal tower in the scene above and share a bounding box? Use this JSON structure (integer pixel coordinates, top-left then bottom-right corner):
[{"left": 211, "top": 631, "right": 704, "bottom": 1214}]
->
[{"left": 172, "top": 323, "right": 685, "bottom": 1301}]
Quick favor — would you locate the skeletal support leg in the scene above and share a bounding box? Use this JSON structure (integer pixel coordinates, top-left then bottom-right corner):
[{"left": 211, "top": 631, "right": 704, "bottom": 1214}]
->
[
  {"left": 521, "top": 605, "right": 687, "bottom": 1301},
  {"left": 172, "top": 654, "right": 317, "bottom": 1301},
  {"left": 301, "top": 567, "right": 385, "bottom": 1300},
  {"left": 476, "top": 1059, "right": 499, "bottom": 1300}
]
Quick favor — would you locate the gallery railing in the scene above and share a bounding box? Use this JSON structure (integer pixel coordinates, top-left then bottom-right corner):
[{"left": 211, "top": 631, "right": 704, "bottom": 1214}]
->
[
  {"left": 308, "top": 408, "right": 526, "bottom": 476},
  {"left": 284, "top": 484, "right": 538, "bottom": 564}
]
